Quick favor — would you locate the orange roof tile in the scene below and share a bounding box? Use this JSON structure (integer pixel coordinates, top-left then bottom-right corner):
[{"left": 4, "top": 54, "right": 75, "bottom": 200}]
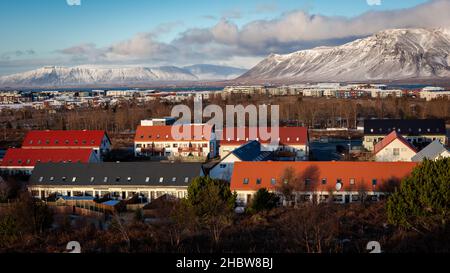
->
[
  {"left": 22, "top": 130, "right": 109, "bottom": 149},
  {"left": 230, "top": 161, "right": 417, "bottom": 192},
  {"left": 218, "top": 127, "right": 308, "bottom": 145},
  {"left": 1, "top": 148, "right": 95, "bottom": 167},
  {"left": 134, "top": 124, "right": 213, "bottom": 142}
]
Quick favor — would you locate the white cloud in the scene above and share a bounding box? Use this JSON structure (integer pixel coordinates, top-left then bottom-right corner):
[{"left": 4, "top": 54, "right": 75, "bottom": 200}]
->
[
  {"left": 66, "top": 0, "right": 81, "bottom": 6},
  {"left": 367, "top": 0, "right": 382, "bottom": 6}
]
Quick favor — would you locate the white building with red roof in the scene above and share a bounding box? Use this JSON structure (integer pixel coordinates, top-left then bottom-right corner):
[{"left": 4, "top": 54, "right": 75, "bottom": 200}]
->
[
  {"left": 0, "top": 148, "right": 99, "bottom": 175},
  {"left": 373, "top": 131, "right": 417, "bottom": 162},
  {"left": 134, "top": 124, "right": 217, "bottom": 160},
  {"left": 218, "top": 127, "right": 309, "bottom": 160},
  {"left": 21, "top": 130, "right": 111, "bottom": 159}
]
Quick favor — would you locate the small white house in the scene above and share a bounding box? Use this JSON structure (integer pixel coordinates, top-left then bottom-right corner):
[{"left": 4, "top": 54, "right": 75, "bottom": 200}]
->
[{"left": 374, "top": 131, "right": 417, "bottom": 162}]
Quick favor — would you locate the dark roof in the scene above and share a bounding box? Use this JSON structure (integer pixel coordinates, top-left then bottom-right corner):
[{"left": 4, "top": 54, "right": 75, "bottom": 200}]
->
[
  {"left": 30, "top": 162, "right": 203, "bottom": 187},
  {"left": 364, "top": 119, "right": 446, "bottom": 136},
  {"left": 232, "top": 140, "right": 264, "bottom": 161}
]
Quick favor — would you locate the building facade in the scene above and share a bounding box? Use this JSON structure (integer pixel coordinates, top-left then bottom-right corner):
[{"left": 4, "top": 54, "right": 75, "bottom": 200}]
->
[
  {"left": 29, "top": 162, "right": 203, "bottom": 202},
  {"left": 230, "top": 161, "right": 417, "bottom": 206},
  {"left": 218, "top": 127, "right": 309, "bottom": 161},
  {"left": 373, "top": 131, "right": 417, "bottom": 162},
  {"left": 134, "top": 124, "right": 217, "bottom": 160},
  {"left": 363, "top": 119, "right": 447, "bottom": 151}
]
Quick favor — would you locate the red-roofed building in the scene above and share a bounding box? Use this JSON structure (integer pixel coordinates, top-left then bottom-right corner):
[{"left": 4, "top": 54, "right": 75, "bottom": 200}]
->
[
  {"left": 21, "top": 130, "right": 111, "bottom": 159},
  {"left": 374, "top": 131, "right": 417, "bottom": 162},
  {"left": 218, "top": 127, "right": 309, "bottom": 160},
  {"left": 230, "top": 161, "right": 417, "bottom": 205},
  {"left": 0, "top": 148, "right": 99, "bottom": 175},
  {"left": 134, "top": 124, "right": 217, "bottom": 159}
]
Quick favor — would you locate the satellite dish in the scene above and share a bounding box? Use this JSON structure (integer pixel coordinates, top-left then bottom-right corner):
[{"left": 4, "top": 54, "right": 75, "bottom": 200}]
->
[{"left": 336, "top": 182, "right": 343, "bottom": 191}]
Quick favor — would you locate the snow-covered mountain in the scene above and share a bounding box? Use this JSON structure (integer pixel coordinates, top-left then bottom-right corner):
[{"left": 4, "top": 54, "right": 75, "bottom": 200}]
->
[
  {"left": 183, "top": 64, "right": 247, "bottom": 80},
  {"left": 237, "top": 28, "right": 450, "bottom": 83},
  {"left": 0, "top": 66, "right": 199, "bottom": 87}
]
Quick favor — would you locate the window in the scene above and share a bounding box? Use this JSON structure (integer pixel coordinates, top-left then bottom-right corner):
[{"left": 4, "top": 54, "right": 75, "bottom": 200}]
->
[
  {"left": 72, "top": 177, "right": 77, "bottom": 182},
  {"left": 372, "top": 179, "right": 377, "bottom": 186},
  {"left": 322, "top": 178, "right": 327, "bottom": 185},
  {"left": 50, "top": 177, "right": 54, "bottom": 181},
  {"left": 127, "top": 177, "right": 132, "bottom": 182},
  {"left": 103, "top": 177, "right": 108, "bottom": 183},
  {"left": 184, "top": 177, "right": 189, "bottom": 183},
  {"left": 256, "top": 178, "right": 262, "bottom": 185},
  {"left": 159, "top": 177, "right": 164, "bottom": 183},
  {"left": 305, "top": 178, "right": 311, "bottom": 186},
  {"left": 38, "top": 177, "right": 44, "bottom": 182},
  {"left": 243, "top": 178, "right": 249, "bottom": 185},
  {"left": 62, "top": 177, "right": 67, "bottom": 181},
  {"left": 283, "top": 179, "right": 289, "bottom": 184},
  {"left": 219, "top": 164, "right": 226, "bottom": 169},
  {"left": 350, "top": 178, "right": 355, "bottom": 185},
  {"left": 393, "top": 148, "right": 400, "bottom": 156},
  {"left": 145, "top": 177, "right": 150, "bottom": 183},
  {"left": 172, "top": 177, "right": 177, "bottom": 182},
  {"left": 55, "top": 140, "right": 59, "bottom": 144},
  {"left": 65, "top": 140, "right": 69, "bottom": 144},
  {"left": 271, "top": 178, "right": 276, "bottom": 185},
  {"left": 173, "top": 143, "right": 178, "bottom": 148},
  {"left": 115, "top": 177, "right": 121, "bottom": 182},
  {"left": 90, "top": 177, "right": 95, "bottom": 182}
]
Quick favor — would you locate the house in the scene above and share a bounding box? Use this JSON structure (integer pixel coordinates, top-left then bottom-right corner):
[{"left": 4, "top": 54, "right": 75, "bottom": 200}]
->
[
  {"left": 363, "top": 119, "right": 446, "bottom": 151},
  {"left": 411, "top": 140, "right": 450, "bottom": 162},
  {"left": 207, "top": 141, "right": 272, "bottom": 181},
  {"left": 230, "top": 161, "right": 417, "bottom": 206},
  {"left": 0, "top": 148, "right": 99, "bottom": 175},
  {"left": 373, "top": 131, "right": 417, "bottom": 162},
  {"left": 134, "top": 124, "right": 217, "bottom": 159},
  {"left": 21, "top": 130, "right": 112, "bottom": 159},
  {"left": 218, "top": 127, "right": 309, "bottom": 161},
  {"left": 29, "top": 162, "right": 203, "bottom": 201},
  {"left": 140, "top": 117, "right": 176, "bottom": 126}
]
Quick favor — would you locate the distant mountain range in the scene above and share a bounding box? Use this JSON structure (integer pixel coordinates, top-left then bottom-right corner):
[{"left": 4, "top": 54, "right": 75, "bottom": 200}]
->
[
  {"left": 237, "top": 28, "right": 450, "bottom": 84},
  {"left": 0, "top": 64, "right": 247, "bottom": 87}
]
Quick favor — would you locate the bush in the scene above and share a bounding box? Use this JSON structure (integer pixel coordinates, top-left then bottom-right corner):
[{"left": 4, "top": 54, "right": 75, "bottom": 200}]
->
[
  {"left": 387, "top": 158, "right": 450, "bottom": 231},
  {"left": 250, "top": 189, "right": 279, "bottom": 212}
]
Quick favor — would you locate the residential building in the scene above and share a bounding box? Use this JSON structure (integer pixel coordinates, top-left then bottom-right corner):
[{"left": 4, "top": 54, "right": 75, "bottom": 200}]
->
[
  {"left": 411, "top": 140, "right": 450, "bottom": 162},
  {"left": 208, "top": 141, "right": 272, "bottom": 181},
  {"left": 134, "top": 124, "right": 217, "bottom": 159},
  {"left": 218, "top": 127, "right": 309, "bottom": 161},
  {"left": 373, "top": 131, "right": 417, "bottom": 162},
  {"left": 420, "top": 86, "right": 450, "bottom": 101},
  {"left": 0, "top": 148, "right": 99, "bottom": 175},
  {"left": 29, "top": 162, "right": 203, "bottom": 201},
  {"left": 230, "top": 161, "right": 417, "bottom": 205},
  {"left": 21, "top": 130, "right": 112, "bottom": 159},
  {"left": 363, "top": 119, "right": 446, "bottom": 151}
]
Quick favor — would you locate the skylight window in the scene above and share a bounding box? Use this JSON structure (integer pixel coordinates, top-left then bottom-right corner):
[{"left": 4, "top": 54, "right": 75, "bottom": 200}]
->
[
  {"left": 145, "top": 177, "right": 150, "bottom": 183},
  {"left": 172, "top": 177, "right": 177, "bottom": 182},
  {"left": 90, "top": 177, "right": 95, "bottom": 182},
  {"left": 243, "top": 178, "right": 249, "bottom": 184},
  {"left": 184, "top": 177, "right": 189, "bottom": 183},
  {"left": 103, "top": 177, "right": 108, "bottom": 183},
  {"left": 72, "top": 177, "right": 77, "bottom": 182},
  {"left": 127, "top": 177, "right": 132, "bottom": 182},
  {"left": 159, "top": 177, "right": 164, "bottom": 183}
]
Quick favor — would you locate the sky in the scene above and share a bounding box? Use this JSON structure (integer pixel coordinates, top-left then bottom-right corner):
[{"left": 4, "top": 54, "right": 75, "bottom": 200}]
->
[{"left": 0, "top": 0, "right": 449, "bottom": 75}]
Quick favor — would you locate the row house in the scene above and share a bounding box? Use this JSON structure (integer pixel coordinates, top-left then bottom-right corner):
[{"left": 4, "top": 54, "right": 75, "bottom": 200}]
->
[
  {"left": 363, "top": 119, "right": 447, "bottom": 151},
  {"left": 134, "top": 124, "right": 218, "bottom": 160},
  {"left": 29, "top": 162, "right": 203, "bottom": 201},
  {"left": 373, "top": 131, "right": 417, "bottom": 162},
  {"left": 230, "top": 161, "right": 417, "bottom": 206},
  {"left": 22, "top": 130, "right": 112, "bottom": 160},
  {"left": 0, "top": 148, "right": 99, "bottom": 175},
  {"left": 218, "top": 127, "right": 309, "bottom": 161}
]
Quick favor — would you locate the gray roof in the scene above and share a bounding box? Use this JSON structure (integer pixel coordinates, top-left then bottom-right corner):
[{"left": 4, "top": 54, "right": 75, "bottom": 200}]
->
[
  {"left": 30, "top": 162, "right": 203, "bottom": 187},
  {"left": 412, "top": 140, "right": 449, "bottom": 162}
]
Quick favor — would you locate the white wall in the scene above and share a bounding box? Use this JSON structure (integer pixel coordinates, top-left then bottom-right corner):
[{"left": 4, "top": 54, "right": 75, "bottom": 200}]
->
[{"left": 374, "top": 139, "right": 416, "bottom": 162}]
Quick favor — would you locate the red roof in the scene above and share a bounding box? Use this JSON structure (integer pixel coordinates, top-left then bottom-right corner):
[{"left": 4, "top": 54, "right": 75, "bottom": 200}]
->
[
  {"left": 0, "top": 148, "right": 95, "bottom": 167},
  {"left": 219, "top": 127, "right": 308, "bottom": 145},
  {"left": 373, "top": 131, "right": 417, "bottom": 154},
  {"left": 22, "top": 130, "right": 108, "bottom": 149},
  {"left": 230, "top": 161, "right": 417, "bottom": 192},
  {"left": 135, "top": 125, "right": 213, "bottom": 142}
]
